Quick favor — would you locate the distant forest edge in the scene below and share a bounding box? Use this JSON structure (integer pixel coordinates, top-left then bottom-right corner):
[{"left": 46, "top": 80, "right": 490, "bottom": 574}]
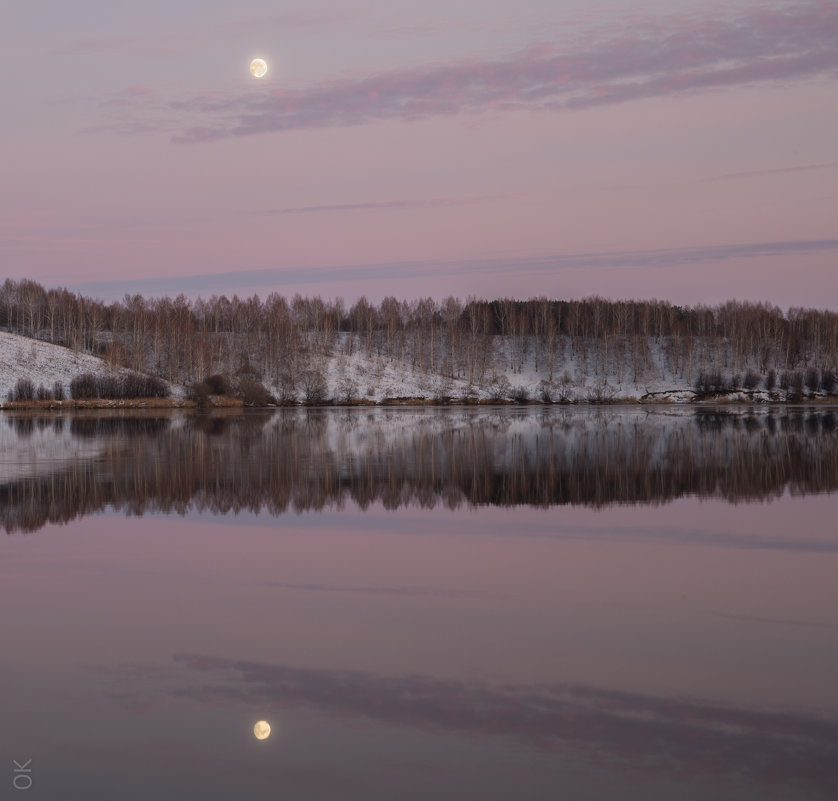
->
[{"left": 2, "top": 278, "right": 838, "bottom": 405}]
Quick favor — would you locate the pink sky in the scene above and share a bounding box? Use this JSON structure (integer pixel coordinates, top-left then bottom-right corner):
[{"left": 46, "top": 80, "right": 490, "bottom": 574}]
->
[{"left": 1, "top": 0, "right": 836, "bottom": 308}]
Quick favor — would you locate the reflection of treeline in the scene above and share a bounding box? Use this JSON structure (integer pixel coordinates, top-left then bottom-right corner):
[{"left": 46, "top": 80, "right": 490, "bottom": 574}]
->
[
  {"left": 5, "top": 414, "right": 172, "bottom": 439},
  {"left": 3, "top": 408, "right": 838, "bottom": 533},
  {"left": 2, "top": 279, "right": 837, "bottom": 389},
  {"left": 68, "top": 416, "right": 172, "bottom": 439}
]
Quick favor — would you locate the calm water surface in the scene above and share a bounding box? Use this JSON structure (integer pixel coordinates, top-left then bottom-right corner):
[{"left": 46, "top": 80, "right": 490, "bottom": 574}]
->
[{"left": 1, "top": 406, "right": 837, "bottom": 800}]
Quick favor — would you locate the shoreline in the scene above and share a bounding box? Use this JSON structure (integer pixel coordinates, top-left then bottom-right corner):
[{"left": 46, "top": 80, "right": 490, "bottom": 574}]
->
[{"left": 2, "top": 394, "right": 837, "bottom": 411}]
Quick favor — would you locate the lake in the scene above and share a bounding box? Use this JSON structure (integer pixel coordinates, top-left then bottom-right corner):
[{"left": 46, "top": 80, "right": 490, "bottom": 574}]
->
[{"left": 2, "top": 406, "right": 837, "bottom": 800}]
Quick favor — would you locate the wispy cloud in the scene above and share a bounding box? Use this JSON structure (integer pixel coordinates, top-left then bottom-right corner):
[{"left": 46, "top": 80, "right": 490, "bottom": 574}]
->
[
  {"left": 57, "top": 9, "right": 361, "bottom": 60},
  {"left": 702, "top": 609, "right": 838, "bottom": 630},
  {"left": 125, "top": 0, "right": 838, "bottom": 143},
  {"left": 261, "top": 195, "right": 496, "bottom": 215},
  {"left": 367, "top": 22, "right": 459, "bottom": 40},
  {"left": 101, "top": 653, "right": 838, "bottom": 797},
  {"left": 101, "top": 84, "right": 156, "bottom": 108},
  {"left": 222, "top": 8, "right": 364, "bottom": 33},
  {"left": 65, "top": 238, "right": 838, "bottom": 297},
  {"left": 267, "top": 581, "right": 479, "bottom": 598},
  {"left": 707, "top": 162, "right": 838, "bottom": 182},
  {"left": 52, "top": 32, "right": 145, "bottom": 57}
]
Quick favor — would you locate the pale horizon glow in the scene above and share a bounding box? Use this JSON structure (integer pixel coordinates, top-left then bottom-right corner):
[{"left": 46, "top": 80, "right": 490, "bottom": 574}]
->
[{"left": 1, "top": 0, "right": 836, "bottom": 309}]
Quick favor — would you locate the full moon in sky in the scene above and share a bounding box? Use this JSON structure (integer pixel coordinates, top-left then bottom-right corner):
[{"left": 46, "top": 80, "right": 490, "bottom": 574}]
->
[
  {"left": 253, "top": 720, "right": 271, "bottom": 740},
  {"left": 250, "top": 58, "right": 268, "bottom": 78}
]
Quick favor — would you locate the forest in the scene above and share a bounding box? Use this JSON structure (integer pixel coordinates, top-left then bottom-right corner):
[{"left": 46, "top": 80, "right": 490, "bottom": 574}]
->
[{"left": 2, "top": 277, "right": 838, "bottom": 402}]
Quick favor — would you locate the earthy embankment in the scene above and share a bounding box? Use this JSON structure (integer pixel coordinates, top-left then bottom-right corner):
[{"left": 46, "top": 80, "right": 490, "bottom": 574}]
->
[{"left": 2, "top": 392, "right": 838, "bottom": 411}]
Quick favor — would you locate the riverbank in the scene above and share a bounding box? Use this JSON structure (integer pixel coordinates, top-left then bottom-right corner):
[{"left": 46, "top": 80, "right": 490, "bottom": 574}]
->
[
  {"left": 1, "top": 397, "right": 220, "bottom": 410},
  {"left": 2, "top": 392, "right": 837, "bottom": 411},
  {"left": 3, "top": 329, "right": 837, "bottom": 412}
]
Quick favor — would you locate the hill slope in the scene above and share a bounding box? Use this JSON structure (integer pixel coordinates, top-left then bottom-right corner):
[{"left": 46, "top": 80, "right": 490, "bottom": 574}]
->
[{"left": 0, "top": 331, "right": 135, "bottom": 401}]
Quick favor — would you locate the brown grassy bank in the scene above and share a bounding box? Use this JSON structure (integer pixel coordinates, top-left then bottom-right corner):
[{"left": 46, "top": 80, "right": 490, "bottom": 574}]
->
[{"left": 4, "top": 393, "right": 838, "bottom": 411}]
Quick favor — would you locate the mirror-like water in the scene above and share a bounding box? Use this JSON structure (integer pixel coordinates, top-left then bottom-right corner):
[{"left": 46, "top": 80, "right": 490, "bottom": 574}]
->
[
  {"left": 2, "top": 407, "right": 837, "bottom": 800},
  {"left": 3, "top": 406, "right": 838, "bottom": 532}
]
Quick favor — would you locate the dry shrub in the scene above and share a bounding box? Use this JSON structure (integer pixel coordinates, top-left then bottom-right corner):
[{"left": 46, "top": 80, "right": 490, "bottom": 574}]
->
[
  {"left": 70, "top": 372, "right": 169, "bottom": 400},
  {"left": 236, "top": 376, "right": 274, "bottom": 406}
]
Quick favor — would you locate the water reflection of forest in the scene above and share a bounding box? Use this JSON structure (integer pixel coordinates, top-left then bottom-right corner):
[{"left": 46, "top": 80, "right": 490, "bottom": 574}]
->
[{"left": 2, "top": 407, "right": 838, "bottom": 533}]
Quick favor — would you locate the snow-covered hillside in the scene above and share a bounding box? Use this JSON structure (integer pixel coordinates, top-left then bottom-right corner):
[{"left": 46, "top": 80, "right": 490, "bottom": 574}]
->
[
  {"left": 265, "top": 336, "right": 819, "bottom": 404},
  {"left": 0, "top": 331, "right": 143, "bottom": 402},
  {"left": 1, "top": 329, "right": 833, "bottom": 405}
]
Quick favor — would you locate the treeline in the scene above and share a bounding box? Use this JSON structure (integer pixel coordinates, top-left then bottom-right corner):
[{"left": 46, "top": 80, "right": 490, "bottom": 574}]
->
[
  {"left": 2, "top": 278, "right": 837, "bottom": 388},
  {"left": 3, "top": 407, "right": 838, "bottom": 533}
]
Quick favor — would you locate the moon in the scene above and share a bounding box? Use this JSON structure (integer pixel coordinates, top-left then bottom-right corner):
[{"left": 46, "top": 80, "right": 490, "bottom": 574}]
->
[
  {"left": 250, "top": 58, "right": 268, "bottom": 78},
  {"left": 253, "top": 720, "right": 271, "bottom": 740}
]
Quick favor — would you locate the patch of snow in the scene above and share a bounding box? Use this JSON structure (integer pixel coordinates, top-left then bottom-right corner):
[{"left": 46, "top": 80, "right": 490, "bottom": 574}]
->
[{"left": 0, "top": 331, "right": 187, "bottom": 402}]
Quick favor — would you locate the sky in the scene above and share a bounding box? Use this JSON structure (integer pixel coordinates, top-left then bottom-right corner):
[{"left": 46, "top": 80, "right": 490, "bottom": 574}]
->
[{"left": 1, "top": 0, "right": 837, "bottom": 308}]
